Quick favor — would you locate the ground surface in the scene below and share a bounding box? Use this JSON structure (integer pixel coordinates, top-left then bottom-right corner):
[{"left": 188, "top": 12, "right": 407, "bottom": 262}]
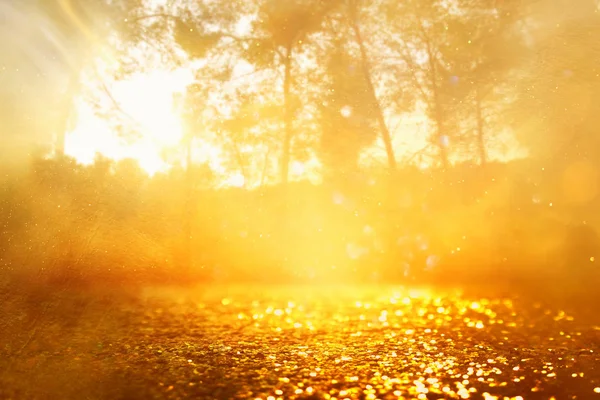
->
[{"left": 1, "top": 284, "right": 600, "bottom": 400}]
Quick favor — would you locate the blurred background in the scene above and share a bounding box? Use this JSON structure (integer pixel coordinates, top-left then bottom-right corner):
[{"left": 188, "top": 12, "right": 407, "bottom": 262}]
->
[{"left": 1, "top": 0, "right": 600, "bottom": 294}]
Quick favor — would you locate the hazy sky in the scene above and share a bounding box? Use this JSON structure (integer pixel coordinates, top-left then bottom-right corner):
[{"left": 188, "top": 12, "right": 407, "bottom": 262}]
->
[
  {"left": 0, "top": 0, "right": 73, "bottom": 165},
  {"left": 0, "top": 0, "right": 530, "bottom": 178}
]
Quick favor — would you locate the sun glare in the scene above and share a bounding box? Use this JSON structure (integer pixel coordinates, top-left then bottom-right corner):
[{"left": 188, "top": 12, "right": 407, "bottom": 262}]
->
[
  {"left": 64, "top": 63, "right": 525, "bottom": 183},
  {"left": 66, "top": 69, "right": 194, "bottom": 175},
  {"left": 64, "top": 66, "right": 325, "bottom": 185}
]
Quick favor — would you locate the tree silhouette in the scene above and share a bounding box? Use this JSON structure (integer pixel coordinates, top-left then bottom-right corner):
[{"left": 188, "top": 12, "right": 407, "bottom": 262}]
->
[
  {"left": 346, "top": 0, "right": 398, "bottom": 171},
  {"left": 32, "top": 0, "right": 135, "bottom": 154},
  {"left": 170, "top": 0, "right": 343, "bottom": 184},
  {"left": 511, "top": 0, "right": 600, "bottom": 164},
  {"left": 318, "top": 43, "right": 379, "bottom": 178},
  {"left": 434, "top": 0, "right": 526, "bottom": 166}
]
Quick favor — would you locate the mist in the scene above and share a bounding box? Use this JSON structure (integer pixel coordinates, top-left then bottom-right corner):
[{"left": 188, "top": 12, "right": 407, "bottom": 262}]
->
[{"left": 2, "top": 0, "right": 600, "bottom": 399}]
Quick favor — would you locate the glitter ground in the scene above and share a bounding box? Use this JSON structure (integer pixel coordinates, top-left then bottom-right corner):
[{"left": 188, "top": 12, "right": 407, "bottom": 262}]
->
[{"left": 1, "top": 285, "right": 600, "bottom": 399}]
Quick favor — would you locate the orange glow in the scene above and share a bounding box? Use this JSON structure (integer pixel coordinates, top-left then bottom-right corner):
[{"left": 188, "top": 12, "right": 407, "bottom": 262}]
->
[
  {"left": 562, "top": 160, "right": 598, "bottom": 204},
  {"left": 66, "top": 70, "right": 192, "bottom": 175}
]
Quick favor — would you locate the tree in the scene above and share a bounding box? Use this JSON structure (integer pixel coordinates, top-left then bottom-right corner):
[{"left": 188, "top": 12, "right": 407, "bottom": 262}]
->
[
  {"left": 510, "top": 0, "right": 600, "bottom": 165},
  {"left": 34, "top": 0, "right": 138, "bottom": 154},
  {"left": 219, "top": 91, "right": 284, "bottom": 187},
  {"left": 253, "top": 0, "right": 346, "bottom": 183},
  {"left": 379, "top": 0, "right": 455, "bottom": 169},
  {"left": 346, "top": 0, "right": 398, "bottom": 171},
  {"left": 175, "top": 84, "right": 215, "bottom": 273},
  {"left": 0, "top": 0, "right": 89, "bottom": 163},
  {"left": 171, "top": 0, "right": 341, "bottom": 184},
  {"left": 435, "top": 0, "right": 527, "bottom": 166},
  {"left": 378, "top": 0, "right": 527, "bottom": 168},
  {"left": 318, "top": 43, "right": 380, "bottom": 178}
]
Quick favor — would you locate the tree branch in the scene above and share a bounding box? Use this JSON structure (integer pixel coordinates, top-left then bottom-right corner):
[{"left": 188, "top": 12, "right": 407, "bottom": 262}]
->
[
  {"left": 92, "top": 66, "right": 138, "bottom": 125},
  {"left": 130, "top": 13, "right": 261, "bottom": 42}
]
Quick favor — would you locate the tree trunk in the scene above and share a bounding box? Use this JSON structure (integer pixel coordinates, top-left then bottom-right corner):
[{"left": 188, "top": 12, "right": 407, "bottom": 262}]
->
[
  {"left": 429, "top": 76, "right": 449, "bottom": 170},
  {"left": 432, "top": 98, "right": 449, "bottom": 170},
  {"left": 350, "top": 18, "right": 396, "bottom": 172},
  {"left": 183, "top": 138, "right": 194, "bottom": 275},
  {"left": 348, "top": 2, "right": 398, "bottom": 266},
  {"left": 475, "top": 87, "right": 487, "bottom": 167},
  {"left": 424, "top": 38, "right": 449, "bottom": 170},
  {"left": 260, "top": 146, "right": 271, "bottom": 187},
  {"left": 280, "top": 44, "right": 293, "bottom": 185},
  {"left": 230, "top": 138, "right": 249, "bottom": 189}
]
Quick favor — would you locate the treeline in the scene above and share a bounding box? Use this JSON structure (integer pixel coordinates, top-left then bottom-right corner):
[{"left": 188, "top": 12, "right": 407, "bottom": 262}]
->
[
  {"left": 6, "top": 0, "right": 600, "bottom": 186},
  {"left": 3, "top": 0, "right": 600, "bottom": 291},
  {"left": 1, "top": 155, "right": 598, "bottom": 288}
]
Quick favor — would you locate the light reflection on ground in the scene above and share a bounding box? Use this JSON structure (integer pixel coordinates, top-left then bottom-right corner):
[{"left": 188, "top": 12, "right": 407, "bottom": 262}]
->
[{"left": 2, "top": 285, "right": 600, "bottom": 399}]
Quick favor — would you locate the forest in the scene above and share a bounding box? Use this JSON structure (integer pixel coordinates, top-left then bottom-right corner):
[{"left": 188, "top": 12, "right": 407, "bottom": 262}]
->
[
  {"left": 3, "top": 2, "right": 600, "bottom": 399},
  {"left": 1, "top": 0, "right": 600, "bottom": 292}
]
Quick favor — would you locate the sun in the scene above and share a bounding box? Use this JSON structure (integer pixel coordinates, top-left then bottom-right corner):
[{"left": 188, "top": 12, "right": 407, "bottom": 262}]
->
[
  {"left": 65, "top": 67, "right": 322, "bottom": 186},
  {"left": 66, "top": 68, "right": 205, "bottom": 175},
  {"left": 68, "top": 64, "right": 516, "bottom": 186}
]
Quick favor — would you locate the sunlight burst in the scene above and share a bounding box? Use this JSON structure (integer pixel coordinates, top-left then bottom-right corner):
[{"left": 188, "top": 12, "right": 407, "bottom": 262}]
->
[{"left": 66, "top": 69, "right": 194, "bottom": 175}]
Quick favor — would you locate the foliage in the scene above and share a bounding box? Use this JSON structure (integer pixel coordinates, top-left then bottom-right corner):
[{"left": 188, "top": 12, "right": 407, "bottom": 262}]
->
[
  {"left": 5, "top": 0, "right": 600, "bottom": 291},
  {"left": 377, "top": 0, "right": 527, "bottom": 165},
  {"left": 509, "top": 0, "right": 600, "bottom": 163},
  {"left": 318, "top": 44, "right": 379, "bottom": 176},
  {"left": 1, "top": 155, "right": 599, "bottom": 287},
  {"left": 12, "top": 0, "right": 600, "bottom": 173}
]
